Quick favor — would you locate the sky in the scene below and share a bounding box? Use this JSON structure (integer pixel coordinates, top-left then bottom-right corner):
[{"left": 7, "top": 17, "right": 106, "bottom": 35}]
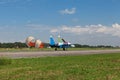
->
[{"left": 0, "top": 0, "right": 120, "bottom": 46}]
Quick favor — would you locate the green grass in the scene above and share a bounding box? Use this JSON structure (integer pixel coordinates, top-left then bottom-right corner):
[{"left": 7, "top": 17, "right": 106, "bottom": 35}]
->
[
  {"left": 0, "top": 58, "right": 12, "bottom": 65},
  {"left": 0, "top": 53, "right": 120, "bottom": 80}
]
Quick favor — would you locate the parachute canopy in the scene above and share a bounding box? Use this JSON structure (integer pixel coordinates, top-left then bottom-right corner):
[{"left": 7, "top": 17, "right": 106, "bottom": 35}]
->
[
  {"left": 26, "top": 36, "right": 44, "bottom": 48},
  {"left": 26, "top": 36, "right": 35, "bottom": 47},
  {"left": 35, "top": 40, "right": 44, "bottom": 48}
]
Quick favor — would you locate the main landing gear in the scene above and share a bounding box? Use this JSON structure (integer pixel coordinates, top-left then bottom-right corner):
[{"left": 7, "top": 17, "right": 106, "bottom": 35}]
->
[
  {"left": 55, "top": 48, "right": 57, "bottom": 51},
  {"left": 54, "top": 48, "right": 66, "bottom": 51},
  {"left": 63, "top": 48, "right": 65, "bottom": 51}
]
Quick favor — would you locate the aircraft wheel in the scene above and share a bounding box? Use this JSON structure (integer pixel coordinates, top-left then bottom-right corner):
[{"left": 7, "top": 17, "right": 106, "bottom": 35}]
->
[
  {"left": 55, "top": 48, "right": 57, "bottom": 51},
  {"left": 63, "top": 48, "right": 65, "bottom": 51}
]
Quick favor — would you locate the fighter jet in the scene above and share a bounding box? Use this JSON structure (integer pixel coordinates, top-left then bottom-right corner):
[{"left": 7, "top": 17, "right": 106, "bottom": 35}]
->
[{"left": 49, "top": 35, "right": 75, "bottom": 51}]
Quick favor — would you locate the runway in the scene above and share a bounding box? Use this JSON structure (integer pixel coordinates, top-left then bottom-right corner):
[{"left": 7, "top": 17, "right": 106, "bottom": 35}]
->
[{"left": 0, "top": 49, "right": 120, "bottom": 58}]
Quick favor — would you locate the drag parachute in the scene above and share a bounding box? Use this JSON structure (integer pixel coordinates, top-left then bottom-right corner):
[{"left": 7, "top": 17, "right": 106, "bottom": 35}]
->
[
  {"left": 26, "top": 36, "right": 35, "bottom": 47},
  {"left": 35, "top": 40, "right": 44, "bottom": 48},
  {"left": 26, "top": 36, "right": 44, "bottom": 48}
]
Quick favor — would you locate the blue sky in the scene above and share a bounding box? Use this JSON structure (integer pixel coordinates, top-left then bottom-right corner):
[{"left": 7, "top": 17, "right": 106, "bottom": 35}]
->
[{"left": 0, "top": 0, "right": 120, "bottom": 46}]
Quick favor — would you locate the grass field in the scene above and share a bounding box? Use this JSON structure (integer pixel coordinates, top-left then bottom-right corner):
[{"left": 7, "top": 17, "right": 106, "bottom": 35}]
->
[{"left": 0, "top": 53, "right": 120, "bottom": 80}]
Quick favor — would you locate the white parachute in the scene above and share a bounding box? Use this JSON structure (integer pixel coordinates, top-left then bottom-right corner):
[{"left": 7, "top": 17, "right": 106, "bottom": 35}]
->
[
  {"left": 35, "top": 40, "right": 44, "bottom": 48},
  {"left": 26, "top": 36, "right": 44, "bottom": 48}
]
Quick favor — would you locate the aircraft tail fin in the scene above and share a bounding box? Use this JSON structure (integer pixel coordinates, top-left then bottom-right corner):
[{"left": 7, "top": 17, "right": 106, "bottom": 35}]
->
[
  {"left": 58, "top": 35, "right": 63, "bottom": 43},
  {"left": 62, "top": 38, "right": 67, "bottom": 43},
  {"left": 50, "top": 35, "right": 55, "bottom": 45}
]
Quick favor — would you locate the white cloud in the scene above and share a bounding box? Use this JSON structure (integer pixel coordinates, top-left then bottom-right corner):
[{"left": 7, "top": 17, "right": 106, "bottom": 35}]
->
[
  {"left": 50, "top": 23, "right": 120, "bottom": 37},
  {"left": 25, "top": 24, "right": 51, "bottom": 31},
  {"left": 50, "top": 29, "right": 59, "bottom": 33},
  {"left": 59, "top": 8, "right": 76, "bottom": 15},
  {"left": 50, "top": 23, "right": 120, "bottom": 46}
]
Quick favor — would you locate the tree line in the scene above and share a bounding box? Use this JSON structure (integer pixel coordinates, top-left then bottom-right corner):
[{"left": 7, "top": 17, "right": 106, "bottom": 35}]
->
[
  {"left": 0, "top": 42, "right": 27, "bottom": 48},
  {"left": 74, "top": 44, "right": 114, "bottom": 48},
  {"left": 0, "top": 42, "right": 116, "bottom": 48}
]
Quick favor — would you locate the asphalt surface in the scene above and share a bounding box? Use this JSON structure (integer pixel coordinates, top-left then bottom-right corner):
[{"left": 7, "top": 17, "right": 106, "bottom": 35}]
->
[{"left": 0, "top": 49, "right": 120, "bottom": 58}]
